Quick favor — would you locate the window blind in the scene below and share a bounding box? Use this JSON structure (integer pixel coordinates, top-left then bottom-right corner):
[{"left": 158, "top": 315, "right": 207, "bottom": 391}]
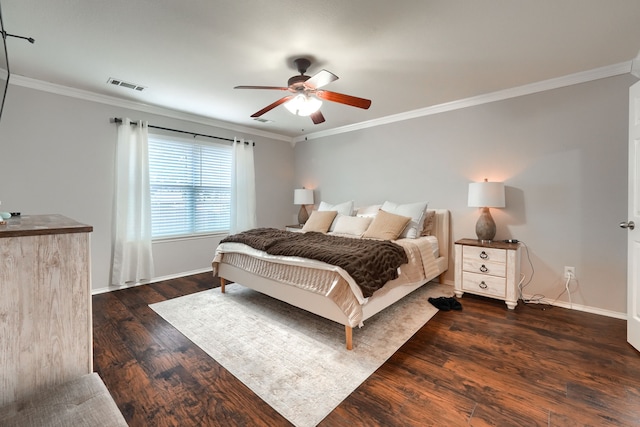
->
[{"left": 148, "top": 136, "right": 232, "bottom": 238}]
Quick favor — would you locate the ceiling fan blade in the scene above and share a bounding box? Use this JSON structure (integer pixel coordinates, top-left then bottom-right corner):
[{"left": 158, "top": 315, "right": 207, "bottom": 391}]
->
[
  {"left": 305, "top": 70, "right": 338, "bottom": 89},
  {"left": 235, "top": 85, "right": 289, "bottom": 90},
  {"left": 310, "top": 110, "right": 325, "bottom": 125},
  {"left": 250, "top": 95, "right": 294, "bottom": 118},
  {"left": 316, "top": 90, "right": 372, "bottom": 109}
]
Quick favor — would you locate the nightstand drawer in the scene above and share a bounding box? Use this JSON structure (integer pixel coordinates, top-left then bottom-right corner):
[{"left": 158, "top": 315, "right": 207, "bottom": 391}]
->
[
  {"left": 462, "top": 259, "right": 506, "bottom": 277},
  {"left": 463, "top": 246, "right": 506, "bottom": 264},
  {"left": 462, "top": 272, "right": 506, "bottom": 298}
]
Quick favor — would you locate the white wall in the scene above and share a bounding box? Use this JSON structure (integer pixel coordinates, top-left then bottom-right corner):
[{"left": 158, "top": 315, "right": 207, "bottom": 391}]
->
[
  {"left": 294, "top": 74, "right": 637, "bottom": 316},
  {"left": 0, "top": 84, "right": 295, "bottom": 292}
]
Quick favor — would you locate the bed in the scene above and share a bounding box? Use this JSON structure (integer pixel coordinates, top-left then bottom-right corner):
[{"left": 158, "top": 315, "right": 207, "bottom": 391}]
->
[{"left": 212, "top": 207, "right": 450, "bottom": 350}]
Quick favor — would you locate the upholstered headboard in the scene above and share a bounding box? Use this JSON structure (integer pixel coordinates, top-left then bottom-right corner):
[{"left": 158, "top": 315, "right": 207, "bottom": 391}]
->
[{"left": 431, "top": 209, "right": 450, "bottom": 267}]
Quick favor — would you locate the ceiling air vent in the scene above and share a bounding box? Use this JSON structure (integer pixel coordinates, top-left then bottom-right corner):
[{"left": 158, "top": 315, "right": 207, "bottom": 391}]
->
[
  {"left": 253, "top": 117, "right": 273, "bottom": 123},
  {"left": 107, "top": 77, "right": 146, "bottom": 92}
]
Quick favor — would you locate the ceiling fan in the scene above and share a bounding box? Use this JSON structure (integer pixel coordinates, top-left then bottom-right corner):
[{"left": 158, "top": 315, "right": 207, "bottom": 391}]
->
[{"left": 234, "top": 58, "right": 372, "bottom": 124}]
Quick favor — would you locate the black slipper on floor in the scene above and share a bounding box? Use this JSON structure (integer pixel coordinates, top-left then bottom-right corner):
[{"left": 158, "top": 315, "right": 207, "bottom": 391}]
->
[
  {"left": 428, "top": 296, "right": 462, "bottom": 311},
  {"left": 428, "top": 296, "right": 451, "bottom": 311}
]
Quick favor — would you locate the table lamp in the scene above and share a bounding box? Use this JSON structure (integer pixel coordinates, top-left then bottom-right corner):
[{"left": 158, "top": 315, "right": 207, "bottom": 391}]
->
[
  {"left": 468, "top": 179, "right": 505, "bottom": 242},
  {"left": 294, "top": 188, "right": 314, "bottom": 225}
]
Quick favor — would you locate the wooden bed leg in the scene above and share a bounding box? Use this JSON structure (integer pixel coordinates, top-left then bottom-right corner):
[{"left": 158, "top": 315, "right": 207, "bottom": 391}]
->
[
  {"left": 345, "top": 325, "right": 353, "bottom": 350},
  {"left": 439, "top": 273, "right": 445, "bottom": 284},
  {"left": 220, "top": 278, "right": 226, "bottom": 293}
]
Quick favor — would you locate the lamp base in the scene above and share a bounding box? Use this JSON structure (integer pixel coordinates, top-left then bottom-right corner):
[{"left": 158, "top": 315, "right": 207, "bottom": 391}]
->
[
  {"left": 475, "top": 207, "right": 497, "bottom": 242},
  {"left": 298, "top": 205, "right": 309, "bottom": 225}
]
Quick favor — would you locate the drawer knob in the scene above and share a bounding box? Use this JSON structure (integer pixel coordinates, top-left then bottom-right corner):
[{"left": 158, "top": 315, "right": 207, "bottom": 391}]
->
[
  {"left": 479, "top": 251, "right": 488, "bottom": 260},
  {"left": 479, "top": 265, "right": 488, "bottom": 273},
  {"left": 479, "top": 281, "right": 488, "bottom": 289}
]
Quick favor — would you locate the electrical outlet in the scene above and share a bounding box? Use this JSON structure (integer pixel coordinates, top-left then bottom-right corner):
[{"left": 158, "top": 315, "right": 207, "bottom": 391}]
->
[{"left": 564, "top": 266, "right": 576, "bottom": 279}]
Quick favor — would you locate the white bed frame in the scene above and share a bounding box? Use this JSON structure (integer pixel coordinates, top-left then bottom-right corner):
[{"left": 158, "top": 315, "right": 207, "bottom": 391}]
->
[{"left": 217, "top": 209, "right": 450, "bottom": 350}]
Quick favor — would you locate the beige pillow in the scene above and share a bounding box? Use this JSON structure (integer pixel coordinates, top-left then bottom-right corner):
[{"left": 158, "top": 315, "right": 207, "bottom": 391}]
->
[
  {"left": 302, "top": 210, "right": 338, "bottom": 233},
  {"left": 421, "top": 210, "right": 436, "bottom": 236},
  {"left": 381, "top": 200, "right": 428, "bottom": 239},
  {"left": 363, "top": 209, "right": 411, "bottom": 240}
]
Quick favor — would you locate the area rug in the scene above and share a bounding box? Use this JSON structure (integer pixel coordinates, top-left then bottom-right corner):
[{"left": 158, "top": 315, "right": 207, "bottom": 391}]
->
[{"left": 150, "top": 282, "right": 452, "bottom": 427}]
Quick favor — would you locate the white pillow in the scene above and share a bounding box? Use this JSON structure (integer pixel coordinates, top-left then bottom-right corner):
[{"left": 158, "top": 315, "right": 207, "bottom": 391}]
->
[
  {"left": 380, "top": 201, "right": 428, "bottom": 239},
  {"left": 332, "top": 215, "right": 373, "bottom": 237},
  {"left": 355, "top": 204, "right": 381, "bottom": 218},
  {"left": 318, "top": 200, "right": 354, "bottom": 231}
]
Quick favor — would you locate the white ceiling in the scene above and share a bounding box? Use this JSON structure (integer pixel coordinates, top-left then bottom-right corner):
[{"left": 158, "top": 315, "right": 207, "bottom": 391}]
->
[{"left": 3, "top": 0, "right": 640, "bottom": 139}]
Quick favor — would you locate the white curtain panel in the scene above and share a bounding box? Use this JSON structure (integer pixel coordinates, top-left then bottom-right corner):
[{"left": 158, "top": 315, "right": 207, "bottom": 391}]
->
[
  {"left": 111, "top": 118, "right": 154, "bottom": 286},
  {"left": 230, "top": 138, "right": 257, "bottom": 234}
]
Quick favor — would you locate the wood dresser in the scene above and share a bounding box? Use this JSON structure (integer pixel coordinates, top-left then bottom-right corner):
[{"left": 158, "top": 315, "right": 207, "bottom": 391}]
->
[{"left": 0, "top": 214, "right": 93, "bottom": 406}]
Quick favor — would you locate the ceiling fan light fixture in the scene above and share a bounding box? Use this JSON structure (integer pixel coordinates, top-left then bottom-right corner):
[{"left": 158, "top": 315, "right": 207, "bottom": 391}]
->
[
  {"left": 235, "top": 58, "right": 370, "bottom": 124},
  {"left": 284, "top": 94, "right": 322, "bottom": 117}
]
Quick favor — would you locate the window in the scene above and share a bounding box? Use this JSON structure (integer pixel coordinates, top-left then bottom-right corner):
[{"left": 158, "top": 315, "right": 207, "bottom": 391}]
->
[{"left": 148, "top": 135, "right": 232, "bottom": 238}]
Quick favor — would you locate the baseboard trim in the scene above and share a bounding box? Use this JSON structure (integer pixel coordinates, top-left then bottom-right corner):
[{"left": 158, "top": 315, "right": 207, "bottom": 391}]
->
[
  {"left": 92, "top": 272, "right": 626, "bottom": 321},
  {"left": 521, "top": 293, "right": 626, "bottom": 320},
  {"left": 91, "top": 267, "right": 214, "bottom": 295}
]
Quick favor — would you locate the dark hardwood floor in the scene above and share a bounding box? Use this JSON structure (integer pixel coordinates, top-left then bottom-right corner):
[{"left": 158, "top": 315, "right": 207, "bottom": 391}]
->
[{"left": 93, "top": 272, "right": 640, "bottom": 426}]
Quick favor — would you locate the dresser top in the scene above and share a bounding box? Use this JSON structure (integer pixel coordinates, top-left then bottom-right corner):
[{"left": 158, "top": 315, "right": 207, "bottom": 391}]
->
[
  {"left": 0, "top": 214, "right": 93, "bottom": 238},
  {"left": 455, "top": 238, "right": 520, "bottom": 250}
]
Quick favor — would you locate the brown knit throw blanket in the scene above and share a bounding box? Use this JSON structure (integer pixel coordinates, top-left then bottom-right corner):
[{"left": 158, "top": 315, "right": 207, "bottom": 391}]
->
[{"left": 221, "top": 228, "right": 408, "bottom": 297}]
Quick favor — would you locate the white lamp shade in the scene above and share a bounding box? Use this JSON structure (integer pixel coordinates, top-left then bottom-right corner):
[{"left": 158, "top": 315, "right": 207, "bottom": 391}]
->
[
  {"left": 284, "top": 95, "right": 322, "bottom": 116},
  {"left": 468, "top": 181, "right": 505, "bottom": 208},
  {"left": 294, "top": 188, "right": 314, "bottom": 205}
]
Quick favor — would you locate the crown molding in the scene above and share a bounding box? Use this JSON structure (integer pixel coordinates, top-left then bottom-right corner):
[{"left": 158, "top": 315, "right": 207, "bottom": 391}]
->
[
  {"left": 293, "top": 61, "right": 633, "bottom": 144},
  {"left": 8, "top": 74, "right": 292, "bottom": 143},
  {"left": 9, "top": 60, "right": 633, "bottom": 147}
]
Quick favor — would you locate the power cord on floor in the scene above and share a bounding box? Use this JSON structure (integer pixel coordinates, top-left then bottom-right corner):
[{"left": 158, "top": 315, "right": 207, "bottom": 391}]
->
[
  {"left": 550, "top": 272, "right": 575, "bottom": 309},
  {"left": 510, "top": 240, "right": 551, "bottom": 308},
  {"left": 510, "top": 240, "right": 577, "bottom": 310},
  {"left": 513, "top": 241, "right": 540, "bottom": 302}
]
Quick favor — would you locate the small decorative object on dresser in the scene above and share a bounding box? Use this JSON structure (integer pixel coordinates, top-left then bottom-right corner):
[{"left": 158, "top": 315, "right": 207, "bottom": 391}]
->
[
  {"left": 454, "top": 238, "right": 521, "bottom": 309},
  {"left": 0, "top": 201, "right": 10, "bottom": 224}
]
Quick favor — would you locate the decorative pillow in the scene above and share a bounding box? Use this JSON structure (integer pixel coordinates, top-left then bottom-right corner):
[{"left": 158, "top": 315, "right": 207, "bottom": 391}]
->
[
  {"left": 302, "top": 210, "right": 337, "bottom": 233},
  {"left": 381, "top": 201, "right": 428, "bottom": 239},
  {"left": 421, "top": 210, "right": 436, "bottom": 236},
  {"left": 318, "top": 200, "right": 354, "bottom": 231},
  {"left": 355, "top": 204, "right": 381, "bottom": 217},
  {"left": 362, "top": 209, "right": 411, "bottom": 240},
  {"left": 332, "top": 215, "right": 373, "bottom": 237}
]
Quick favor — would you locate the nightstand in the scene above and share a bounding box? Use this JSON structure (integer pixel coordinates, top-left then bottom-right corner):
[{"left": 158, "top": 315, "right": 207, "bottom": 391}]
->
[
  {"left": 454, "top": 238, "right": 521, "bottom": 309},
  {"left": 285, "top": 224, "right": 303, "bottom": 232}
]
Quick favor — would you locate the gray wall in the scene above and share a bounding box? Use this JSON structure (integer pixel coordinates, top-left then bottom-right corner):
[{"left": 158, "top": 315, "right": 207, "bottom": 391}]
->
[
  {"left": 0, "top": 84, "right": 294, "bottom": 292},
  {"left": 295, "top": 74, "right": 637, "bottom": 316},
  {"left": 1, "top": 73, "right": 635, "bottom": 315}
]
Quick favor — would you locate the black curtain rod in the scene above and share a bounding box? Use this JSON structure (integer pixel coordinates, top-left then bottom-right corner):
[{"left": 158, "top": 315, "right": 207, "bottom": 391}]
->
[{"left": 110, "top": 118, "right": 255, "bottom": 145}]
